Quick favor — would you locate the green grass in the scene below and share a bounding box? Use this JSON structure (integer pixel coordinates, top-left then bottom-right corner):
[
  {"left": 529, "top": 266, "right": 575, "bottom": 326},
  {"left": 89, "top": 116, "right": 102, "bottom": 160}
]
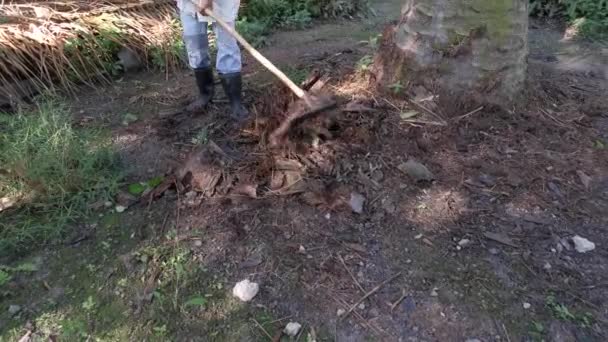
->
[{"left": 0, "top": 99, "right": 121, "bottom": 257}]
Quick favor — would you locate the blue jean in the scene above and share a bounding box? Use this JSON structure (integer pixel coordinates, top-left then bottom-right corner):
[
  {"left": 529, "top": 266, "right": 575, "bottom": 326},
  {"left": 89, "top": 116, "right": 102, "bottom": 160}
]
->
[{"left": 180, "top": 11, "right": 242, "bottom": 74}]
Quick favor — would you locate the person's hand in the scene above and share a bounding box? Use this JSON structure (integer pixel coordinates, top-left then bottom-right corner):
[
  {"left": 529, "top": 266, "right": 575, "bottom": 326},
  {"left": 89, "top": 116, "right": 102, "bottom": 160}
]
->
[{"left": 197, "top": 0, "right": 213, "bottom": 11}]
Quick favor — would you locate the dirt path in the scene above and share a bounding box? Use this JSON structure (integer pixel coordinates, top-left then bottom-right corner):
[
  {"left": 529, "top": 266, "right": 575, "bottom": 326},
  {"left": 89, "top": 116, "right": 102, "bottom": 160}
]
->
[{"left": 2, "top": 1, "right": 608, "bottom": 341}]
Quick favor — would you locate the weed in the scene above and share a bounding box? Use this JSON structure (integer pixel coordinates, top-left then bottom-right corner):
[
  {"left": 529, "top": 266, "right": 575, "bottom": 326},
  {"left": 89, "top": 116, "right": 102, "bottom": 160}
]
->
[
  {"left": 0, "top": 270, "right": 10, "bottom": 287},
  {"left": 0, "top": 99, "right": 121, "bottom": 257},
  {"left": 284, "top": 66, "right": 310, "bottom": 85},
  {"left": 530, "top": 0, "right": 608, "bottom": 38},
  {"left": 593, "top": 139, "right": 605, "bottom": 149},
  {"left": 529, "top": 321, "right": 545, "bottom": 340},
  {"left": 389, "top": 81, "right": 405, "bottom": 94},
  {"left": 356, "top": 55, "right": 374, "bottom": 73},
  {"left": 192, "top": 127, "right": 210, "bottom": 146},
  {"left": 546, "top": 295, "right": 595, "bottom": 327}
]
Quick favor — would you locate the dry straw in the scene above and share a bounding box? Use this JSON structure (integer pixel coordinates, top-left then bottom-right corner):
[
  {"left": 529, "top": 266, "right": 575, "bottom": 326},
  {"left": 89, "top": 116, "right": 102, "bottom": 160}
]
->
[{"left": 0, "top": 0, "right": 182, "bottom": 104}]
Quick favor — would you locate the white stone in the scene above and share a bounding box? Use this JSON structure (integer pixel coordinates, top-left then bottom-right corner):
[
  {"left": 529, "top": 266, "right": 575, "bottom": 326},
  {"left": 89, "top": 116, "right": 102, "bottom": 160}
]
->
[
  {"left": 572, "top": 235, "right": 596, "bottom": 253},
  {"left": 430, "top": 288, "right": 438, "bottom": 297},
  {"left": 283, "top": 322, "right": 302, "bottom": 337},
  {"left": 358, "top": 303, "right": 365, "bottom": 310},
  {"left": 8, "top": 305, "right": 21, "bottom": 315},
  {"left": 115, "top": 205, "right": 127, "bottom": 213},
  {"left": 349, "top": 192, "right": 365, "bottom": 214},
  {"left": 414, "top": 234, "right": 423, "bottom": 239},
  {"left": 337, "top": 308, "right": 346, "bottom": 316},
  {"left": 458, "top": 239, "right": 471, "bottom": 247},
  {"left": 523, "top": 302, "right": 532, "bottom": 309},
  {"left": 232, "top": 279, "right": 259, "bottom": 302}
]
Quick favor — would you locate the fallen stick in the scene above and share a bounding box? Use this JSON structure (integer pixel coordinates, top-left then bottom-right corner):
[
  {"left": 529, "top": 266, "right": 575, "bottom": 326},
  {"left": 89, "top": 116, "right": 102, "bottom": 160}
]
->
[
  {"left": 251, "top": 318, "right": 274, "bottom": 341},
  {"left": 340, "top": 272, "right": 402, "bottom": 320},
  {"left": 389, "top": 289, "right": 408, "bottom": 312},
  {"left": 338, "top": 254, "right": 367, "bottom": 294}
]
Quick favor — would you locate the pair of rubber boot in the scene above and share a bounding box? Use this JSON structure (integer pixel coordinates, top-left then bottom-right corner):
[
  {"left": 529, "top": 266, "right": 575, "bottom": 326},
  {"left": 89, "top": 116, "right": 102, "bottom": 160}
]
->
[{"left": 187, "top": 67, "right": 248, "bottom": 120}]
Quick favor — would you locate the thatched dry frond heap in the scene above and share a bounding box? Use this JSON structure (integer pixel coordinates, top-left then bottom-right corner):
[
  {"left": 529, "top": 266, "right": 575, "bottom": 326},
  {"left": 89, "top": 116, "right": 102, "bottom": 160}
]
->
[{"left": 1, "top": 0, "right": 182, "bottom": 106}]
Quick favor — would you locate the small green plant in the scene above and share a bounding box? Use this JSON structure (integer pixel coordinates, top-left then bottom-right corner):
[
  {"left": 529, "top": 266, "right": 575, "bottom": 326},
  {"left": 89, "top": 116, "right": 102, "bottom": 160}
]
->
[
  {"left": 546, "top": 295, "right": 595, "bottom": 327},
  {"left": 284, "top": 66, "right": 309, "bottom": 85},
  {"left": 0, "top": 270, "right": 10, "bottom": 287},
  {"left": 593, "top": 139, "right": 606, "bottom": 149},
  {"left": 389, "top": 81, "right": 404, "bottom": 94},
  {"left": 529, "top": 321, "right": 545, "bottom": 340},
  {"left": 183, "top": 295, "right": 207, "bottom": 308},
  {"left": 530, "top": 0, "right": 608, "bottom": 38},
  {"left": 356, "top": 55, "right": 374, "bottom": 73},
  {"left": 191, "top": 127, "right": 210, "bottom": 146},
  {"left": 82, "top": 295, "right": 97, "bottom": 312},
  {"left": 0, "top": 99, "right": 121, "bottom": 257}
]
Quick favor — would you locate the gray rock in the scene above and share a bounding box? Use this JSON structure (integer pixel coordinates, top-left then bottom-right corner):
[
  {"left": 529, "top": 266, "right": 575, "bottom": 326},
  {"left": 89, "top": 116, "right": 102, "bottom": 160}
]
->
[
  {"left": 349, "top": 192, "right": 365, "bottom": 214},
  {"left": 8, "top": 305, "right": 21, "bottom": 316},
  {"left": 398, "top": 160, "right": 435, "bottom": 181},
  {"left": 117, "top": 47, "right": 143, "bottom": 72}
]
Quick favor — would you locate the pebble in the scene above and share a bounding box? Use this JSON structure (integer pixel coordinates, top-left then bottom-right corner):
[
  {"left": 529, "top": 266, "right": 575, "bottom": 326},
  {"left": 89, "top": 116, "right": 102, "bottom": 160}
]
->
[
  {"left": 414, "top": 234, "right": 423, "bottom": 239},
  {"left": 543, "top": 262, "right": 552, "bottom": 270},
  {"left": 572, "top": 235, "right": 596, "bottom": 253},
  {"left": 349, "top": 192, "right": 366, "bottom": 214},
  {"left": 398, "top": 159, "right": 435, "bottom": 181},
  {"left": 115, "top": 205, "right": 127, "bottom": 213},
  {"left": 358, "top": 303, "right": 366, "bottom": 310},
  {"left": 458, "top": 239, "right": 471, "bottom": 247},
  {"left": 232, "top": 279, "right": 259, "bottom": 302},
  {"left": 489, "top": 248, "right": 499, "bottom": 255},
  {"left": 523, "top": 302, "right": 532, "bottom": 309},
  {"left": 283, "top": 322, "right": 302, "bottom": 337},
  {"left": 337, "top": 308, "right": 346, "bottom": 316},
  {"left": 104, "top": 201, "right": 113, "bottom": 208},
  {"left": 193, "top": 240, "right": 203, "bottom": 247},
  {"left": 430, "top": 288, "right": 438, "bottom": 297},
  {"left": 8, "top": 305, "right": 21, "bottom": 315}
]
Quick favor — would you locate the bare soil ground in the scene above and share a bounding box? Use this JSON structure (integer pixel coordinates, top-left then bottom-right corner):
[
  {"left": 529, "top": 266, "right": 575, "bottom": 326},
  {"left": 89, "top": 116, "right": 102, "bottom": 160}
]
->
[{"left": 2, "top": 1, "right": 608, "bottom": 341}]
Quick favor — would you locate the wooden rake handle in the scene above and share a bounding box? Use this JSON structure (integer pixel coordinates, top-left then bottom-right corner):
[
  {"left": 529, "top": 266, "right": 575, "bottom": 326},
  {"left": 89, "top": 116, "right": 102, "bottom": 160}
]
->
[{"left": 194, "top": 5, "right": 307, "bottom": 99}]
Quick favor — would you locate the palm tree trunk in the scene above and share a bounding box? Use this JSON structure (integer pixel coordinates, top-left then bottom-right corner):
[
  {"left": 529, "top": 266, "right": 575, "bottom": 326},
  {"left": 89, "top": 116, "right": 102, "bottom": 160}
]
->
[{"left": 373, "top": 0, "right": 529, "bottom": 109}]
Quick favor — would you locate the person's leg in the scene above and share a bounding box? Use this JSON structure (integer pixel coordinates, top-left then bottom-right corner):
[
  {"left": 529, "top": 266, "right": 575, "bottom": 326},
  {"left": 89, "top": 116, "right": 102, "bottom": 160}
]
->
[
  {"left": 180, "top": 11, "right": 214, "bottom": 112},
  {"left": 213, "top": 21, "right": 248, "bottom": 120}
]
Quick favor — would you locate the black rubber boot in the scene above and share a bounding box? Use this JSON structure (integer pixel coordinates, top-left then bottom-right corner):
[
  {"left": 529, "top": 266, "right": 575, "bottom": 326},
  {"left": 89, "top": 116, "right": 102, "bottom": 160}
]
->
[
  {"left": 186, "top": 67, "right": 214, "bottom": 112},
  {"left": 220, "top": 72, "right": 249, "bottom": 120}
]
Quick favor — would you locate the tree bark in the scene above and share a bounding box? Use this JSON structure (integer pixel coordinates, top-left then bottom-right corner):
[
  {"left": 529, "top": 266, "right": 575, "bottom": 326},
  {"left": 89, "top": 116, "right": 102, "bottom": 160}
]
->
[{"left": 373, "top": 0, "right": 529, "bottom": 110}]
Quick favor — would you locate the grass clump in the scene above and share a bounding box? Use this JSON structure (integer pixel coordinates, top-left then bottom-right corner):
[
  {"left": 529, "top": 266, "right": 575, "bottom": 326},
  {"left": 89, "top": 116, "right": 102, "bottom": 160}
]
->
[
  {"left": 238, "top": 0, "right": 369, "bottom": 45},
  {"left": 0, "top": 99, "right": 120, "bottom": 257},
  {"left": 530, "top": 0, "right": 608, "bottom": 38}
]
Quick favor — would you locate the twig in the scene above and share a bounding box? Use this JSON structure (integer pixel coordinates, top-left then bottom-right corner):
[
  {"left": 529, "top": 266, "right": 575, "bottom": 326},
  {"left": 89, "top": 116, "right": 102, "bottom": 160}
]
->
[
  {"left": 251, "top": 318, "right": 274, "bottom": 341},
  {"left": 295, "top": 323, "right": 306, "bottom": 342},
  {"left": 338, "top": 254, "right": 367, "bottom": 294},
  {"left": 502, "top": 323, "right": 512, "bottom": 342},
  {"left": 269, "top": 315, "right": 292, "bottom": 324},
  {"left": 453, "top": 106, "right": 484, "bottom": 122},
  {"left": 389, "top": 289, "right": 408, "bottom": 312},
  {"left": 406, "top": 99, "right": 448, "bottom": 126},
  {"left": 341, "top": 272, "right": 402, "bottom": 320}
]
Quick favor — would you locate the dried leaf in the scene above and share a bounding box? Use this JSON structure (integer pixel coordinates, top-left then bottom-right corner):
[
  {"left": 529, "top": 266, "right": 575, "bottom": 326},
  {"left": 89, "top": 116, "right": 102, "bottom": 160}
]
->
[
  {"left": 400, "top": 110, "right": 420, "bottom": 120},
  {"left": 576, "top": 170, "right": 592, "bottom": 190},
  {"left": 484, "top": 232, "right": 519, "bottom": 248},
  {"left": 398, "top": 159, "right": 435, "bottom": 181},
  {"left": 232, "top": 183, "right": 258, "bottom": 198}
]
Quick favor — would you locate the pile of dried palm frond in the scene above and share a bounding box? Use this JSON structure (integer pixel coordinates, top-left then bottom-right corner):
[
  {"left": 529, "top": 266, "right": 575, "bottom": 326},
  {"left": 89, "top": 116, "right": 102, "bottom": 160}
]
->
[{"left": 1, "top": 0, "right": 182, "bottom": 106}]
